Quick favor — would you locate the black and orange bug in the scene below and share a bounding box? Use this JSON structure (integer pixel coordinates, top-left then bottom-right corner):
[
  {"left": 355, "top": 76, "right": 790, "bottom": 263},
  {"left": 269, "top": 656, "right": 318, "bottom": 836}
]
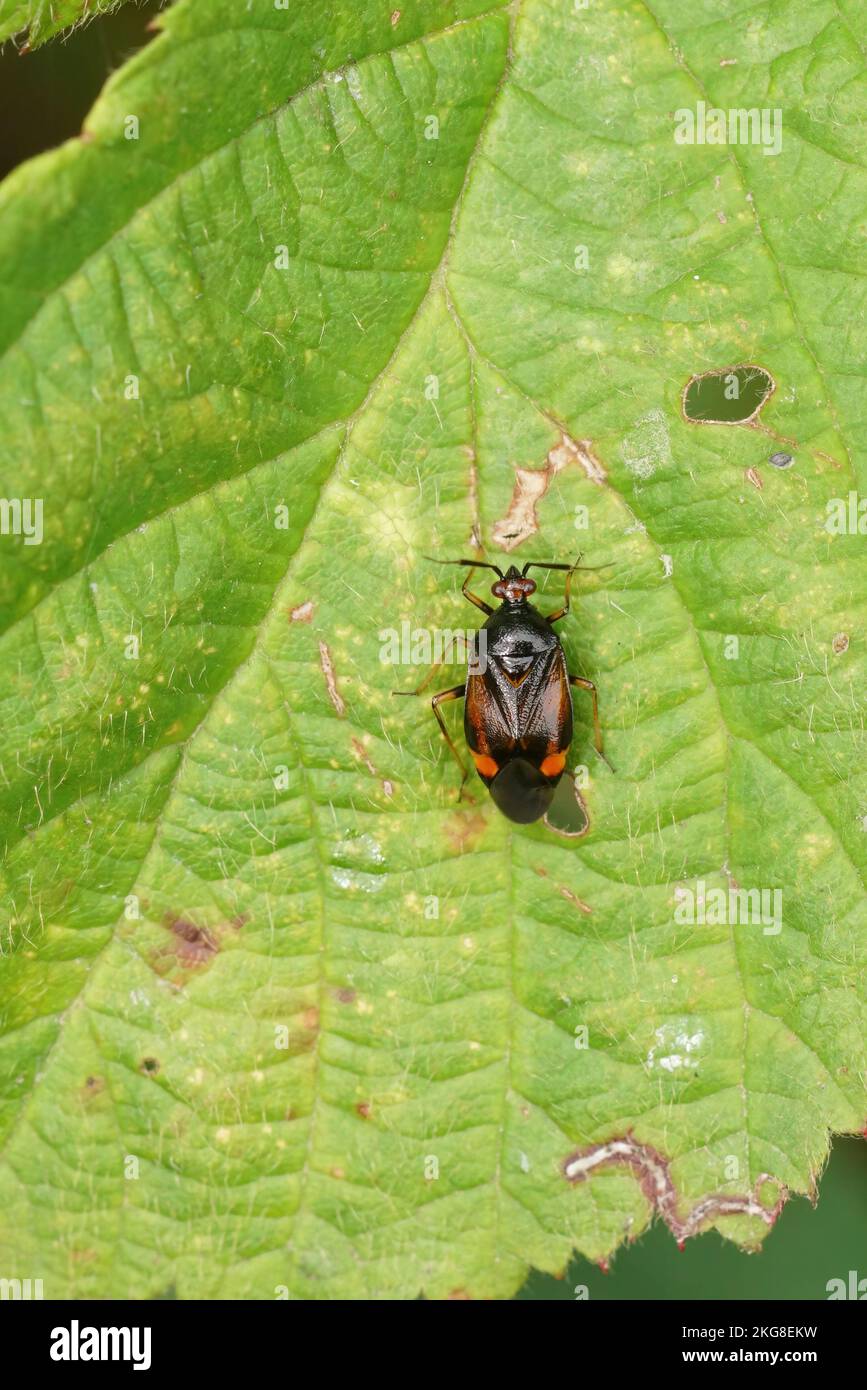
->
[{"left": 397, "top": 558, "right": 607, "bottom": 824}]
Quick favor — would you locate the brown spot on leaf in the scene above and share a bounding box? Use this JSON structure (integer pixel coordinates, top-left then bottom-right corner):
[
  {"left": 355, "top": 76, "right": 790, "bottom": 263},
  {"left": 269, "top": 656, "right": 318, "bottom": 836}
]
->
[
  {"left": 318, "top": 641, "right": 346, "bottom": 716},
  {"left": 556, "top": 885, "right": 593, "bottom": 915},
  {"left": 492, "top": 432, "right": 603, "bottom": 551},
  {"left": 832, "top": 632, "right": 849, "bottom": 655},
  {"left": 444, "top": 809, "right": 488, "bottom": 854},
  {"left": 302, "top": 1006, "right": 320, "bottom": 1031},
  {"left": 290, "top": 600, "right": 314, "bottom": 623},
  {"left": 535, "top": 862, "right": 592, "bottom": 910},
  {"left": 744, "top": 466, "right": 763, "bottom": 490},
  {"left": 814, "top": 448, "right": 843, "bottom": 470},
  {"left": 356, "top": 1102, "right": 372, "bottom": 1119},
  {"left": 570, "top": 438, "right": 607, "bottom": 485},
  {"left": 165, "top": 914, "right": 218, "bottom": 966},
  {"left": 351, "top": 737, "right": 378, "bottom": 778},
  {"left": 334, "top": 987, "right": 357, "bottom": 1004},
  {"left": 140, "top": 1057, "right": 160, "bottom": 1076}
]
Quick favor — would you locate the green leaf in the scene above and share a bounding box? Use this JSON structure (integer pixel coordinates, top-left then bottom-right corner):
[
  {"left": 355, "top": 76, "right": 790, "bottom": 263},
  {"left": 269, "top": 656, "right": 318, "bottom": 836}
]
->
[
  {"left": 0, "top": 0, "right": 137, "bottom": 48},
  {"left": 0, "top": 0, "right": 864, "bottom": 1300}
]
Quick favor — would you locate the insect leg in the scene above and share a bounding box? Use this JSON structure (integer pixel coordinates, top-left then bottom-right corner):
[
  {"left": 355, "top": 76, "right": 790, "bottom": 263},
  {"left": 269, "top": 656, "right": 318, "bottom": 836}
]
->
[
  {"left": 391, "top": 663, "right": 443, "bottom": 698},
  {"left": 543, "top": 563, "right": 579, "bottom": 624},
  {"left": 568, "top": 674, "right": 613, "bottom": 768},
  {"left": 460, "top": 568, "right": 494, "bottom": 616},
  {"left": 431, "top": 685, "right": 470, "bottom": 795},
  {"left": 525, "top": 559, "right": 614, "bottom": 624},
  {"left": 424, "top": 556, "right": 498, "bottom": 615}
]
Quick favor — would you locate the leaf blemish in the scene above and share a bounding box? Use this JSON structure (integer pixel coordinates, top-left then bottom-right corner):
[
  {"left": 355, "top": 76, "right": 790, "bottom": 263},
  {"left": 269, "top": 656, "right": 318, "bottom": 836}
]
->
[
  {"left": 562, "top": 1133, "right": 787, "bottom": 1245},
  {"left": 444, "top": 810, "right": 488, "bottom": 854},
  {"left": 556, "top": 884, "right": 593, "bottom": 915},
  {"left": 745, "top": 466, "right": 763, "bottom": 490},
  {"left": 290, "top": 600, "right": 314, "bottom": 623},
  {"left": 164, "top": 914, "right": 219, "bottom": 967},
  {"left": 318, "top": 641, "right": 346, "bottom": 716},
  {"left": 570, "top": 437, "right": 607, "bottom": 485},
  {"left": 534, "top": 863, "right": 592, "bottom": 913},
  {"left": 351, "top": 736, "right": 378, "bottom": 777},
  {"left": 491, "top": 433, "right": 604, "bottom": 551}
]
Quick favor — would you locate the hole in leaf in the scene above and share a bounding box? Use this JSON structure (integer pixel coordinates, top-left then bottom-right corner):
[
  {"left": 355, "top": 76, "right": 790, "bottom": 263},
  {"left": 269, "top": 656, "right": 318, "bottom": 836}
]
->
[
  {"left": 682, "top": 365, "right": 774, "bottom": 424},
  {"left": 543, "top": 775, "right": 590, "bottom": 837}
]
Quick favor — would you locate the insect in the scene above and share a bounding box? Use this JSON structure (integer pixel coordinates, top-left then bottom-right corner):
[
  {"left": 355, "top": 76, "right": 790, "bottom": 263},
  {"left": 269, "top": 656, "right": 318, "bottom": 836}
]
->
[{"left": 397, "top": 558, "right": 607, "bottom": 824}]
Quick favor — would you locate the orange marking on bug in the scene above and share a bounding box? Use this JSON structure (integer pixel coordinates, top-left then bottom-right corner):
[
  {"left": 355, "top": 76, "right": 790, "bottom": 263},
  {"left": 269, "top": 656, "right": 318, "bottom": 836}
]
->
[
  {"left": 540, "top": 752, "right": 567, "bottom": 777},
  {"left": 472, "top": 751, "right": 499, "bottom": 778}
]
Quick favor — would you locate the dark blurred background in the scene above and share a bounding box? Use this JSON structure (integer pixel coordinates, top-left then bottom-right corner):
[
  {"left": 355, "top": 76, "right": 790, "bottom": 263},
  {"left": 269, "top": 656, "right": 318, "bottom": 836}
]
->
[
  {"left": 0, "top": 0, "right": 165, "bottom": 179},
  {"left": 1, "top": 0, "right": 865, "bottom": 1301}
]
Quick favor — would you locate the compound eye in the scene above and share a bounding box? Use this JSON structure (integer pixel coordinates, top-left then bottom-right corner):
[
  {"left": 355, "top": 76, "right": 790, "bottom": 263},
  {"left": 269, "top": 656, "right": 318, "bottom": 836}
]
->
[
  {"left": 492, "top": 580, "right": 506, "bottom": 598},
  {"left": 523, "top": 578, "right": 536, "bottom": 596}
]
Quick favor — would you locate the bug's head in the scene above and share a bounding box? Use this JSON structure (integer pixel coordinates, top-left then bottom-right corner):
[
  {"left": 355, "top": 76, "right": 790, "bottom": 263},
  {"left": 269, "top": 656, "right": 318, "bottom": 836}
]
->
[{"left": 492, "top": 565, "right": 536, "bottom": 604}]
